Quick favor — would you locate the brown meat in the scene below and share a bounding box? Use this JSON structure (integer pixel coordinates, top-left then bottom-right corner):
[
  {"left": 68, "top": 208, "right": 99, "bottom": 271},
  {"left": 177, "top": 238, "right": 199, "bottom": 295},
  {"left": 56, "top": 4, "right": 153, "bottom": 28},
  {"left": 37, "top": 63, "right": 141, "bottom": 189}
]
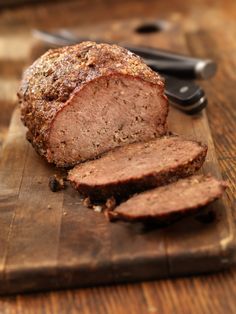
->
[
  {"left": 18, "top": 42, "right": 168, "bottom": 167},
  {"left": 68, "top": 136, "right": 207, "bottom": 201},
  {"left": 109, "top": 175, "right": 227, "bottom": 222}
]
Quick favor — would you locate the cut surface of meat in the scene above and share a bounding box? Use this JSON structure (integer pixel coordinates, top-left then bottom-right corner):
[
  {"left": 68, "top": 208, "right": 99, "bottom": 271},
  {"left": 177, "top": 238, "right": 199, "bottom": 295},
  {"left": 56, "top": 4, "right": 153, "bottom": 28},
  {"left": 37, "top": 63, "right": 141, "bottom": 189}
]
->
[
  {"left": 18, "top": 41, "right": 168, "bottom": 167},
  {"left": 109, "top": 175, "right": 227, "bottom": 222},
  {"left": 68, "top": 136, "right": 208, "bottom": 201},
  {"left": 49, "top": 75, "right": 167, "bottom": 166}
]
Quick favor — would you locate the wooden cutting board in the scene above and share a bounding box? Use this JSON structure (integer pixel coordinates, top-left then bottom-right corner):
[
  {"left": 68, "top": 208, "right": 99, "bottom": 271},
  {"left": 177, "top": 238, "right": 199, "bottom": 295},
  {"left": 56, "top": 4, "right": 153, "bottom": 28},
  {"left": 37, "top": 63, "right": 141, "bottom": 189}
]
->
[{"left": 0, "top": 19, "right": 235, "bottom": 295}]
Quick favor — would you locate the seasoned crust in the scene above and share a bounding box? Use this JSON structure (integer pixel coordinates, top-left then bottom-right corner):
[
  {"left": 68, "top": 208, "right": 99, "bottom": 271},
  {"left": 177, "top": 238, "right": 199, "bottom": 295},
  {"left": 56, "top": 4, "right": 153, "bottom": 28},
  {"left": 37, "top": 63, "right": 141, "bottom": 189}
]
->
[{"left": 18, "top": 42, "right": 166, "bottom": 164}]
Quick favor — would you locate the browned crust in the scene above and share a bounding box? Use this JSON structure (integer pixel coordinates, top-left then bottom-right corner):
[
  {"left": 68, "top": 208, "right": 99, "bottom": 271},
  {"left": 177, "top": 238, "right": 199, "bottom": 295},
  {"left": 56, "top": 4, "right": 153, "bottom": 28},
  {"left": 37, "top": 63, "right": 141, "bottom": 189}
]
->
[
  {"left": 69, "top": 140, "right": 208, "bottom": 201},
  {"left": 18, "top": 41, "right": 166, "bottom": 165},
  {"left": 108, "top": 176, "right": 227, "bottom": 223}
]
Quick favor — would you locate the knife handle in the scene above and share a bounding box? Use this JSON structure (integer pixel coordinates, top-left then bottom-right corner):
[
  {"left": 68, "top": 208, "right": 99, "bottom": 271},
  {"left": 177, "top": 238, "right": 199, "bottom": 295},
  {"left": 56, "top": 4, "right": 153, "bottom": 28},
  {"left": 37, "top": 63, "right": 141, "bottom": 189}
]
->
[
  {"left": 163, "top": 75, "right": 207, "bottom": 114},
  {"left": 128, "top": 45, "right": 217, "bottom": 80},
  {"left": 146, "top": 60, "right": 200, "bottom": 80}
]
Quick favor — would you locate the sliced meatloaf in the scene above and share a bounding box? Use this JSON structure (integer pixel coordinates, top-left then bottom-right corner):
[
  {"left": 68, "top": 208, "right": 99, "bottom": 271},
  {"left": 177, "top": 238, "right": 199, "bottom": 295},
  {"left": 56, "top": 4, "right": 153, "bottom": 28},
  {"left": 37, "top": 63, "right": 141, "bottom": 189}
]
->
[
  {"left": 108, "top": 175, "right": 227, "bottom": 222},
  {"left": 18, "top": 41, "right": 168, "bottom": 167},
  {"left": 68, "top": 136, "right": 207, "bottom": 201}
]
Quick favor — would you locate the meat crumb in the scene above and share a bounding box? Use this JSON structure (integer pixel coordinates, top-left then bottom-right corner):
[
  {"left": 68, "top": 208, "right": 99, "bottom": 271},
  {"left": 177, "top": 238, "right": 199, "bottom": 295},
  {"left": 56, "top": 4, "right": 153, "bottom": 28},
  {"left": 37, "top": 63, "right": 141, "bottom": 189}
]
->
[
  {"left": 83, "top": 196, "right": 117, "bottom": 215},
  {"left": 106, "top": 210, "right": 119, "bottom": 222},
  {"left": 104, "top": 197, "right": 117, "bottom": 220},
  {"left": 83, "top": 197, "right": 93, "bottom": 208},
  {"left": 49, "top": 174, "right": 65, "bottom": 192},
  {"left": 93, "top": 205, "right": 103, "bottom": 212},
  {"left": 105, "top": 197, "right": 116, "bottom": 211}
]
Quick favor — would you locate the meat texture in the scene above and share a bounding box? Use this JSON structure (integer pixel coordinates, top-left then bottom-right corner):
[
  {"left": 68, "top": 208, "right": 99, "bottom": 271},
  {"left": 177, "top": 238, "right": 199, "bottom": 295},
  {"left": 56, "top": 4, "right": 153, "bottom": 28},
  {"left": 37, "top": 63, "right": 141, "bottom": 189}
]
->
[
  {"left": 68, "top": 136, "right": 208, "bottom": 201},
  {"left": 18, "top": 41, "right": 168, "bottom": 167},
  {"left": 109, "top": 175, "right": 227, "bottom": 222}
]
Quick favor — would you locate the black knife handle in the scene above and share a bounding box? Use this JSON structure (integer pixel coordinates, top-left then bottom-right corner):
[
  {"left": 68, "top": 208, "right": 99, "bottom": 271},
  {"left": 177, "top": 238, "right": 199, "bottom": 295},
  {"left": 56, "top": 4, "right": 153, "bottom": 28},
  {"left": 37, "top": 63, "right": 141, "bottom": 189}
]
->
[
  {"left": 128, "top": 45, "right": 217, "bottom": 80},
  {"left": 146, "top": 60, "right": 198, "bottom": 80},
  {"left": 163, "top": 75, "right": 207, "bottom": 114}
]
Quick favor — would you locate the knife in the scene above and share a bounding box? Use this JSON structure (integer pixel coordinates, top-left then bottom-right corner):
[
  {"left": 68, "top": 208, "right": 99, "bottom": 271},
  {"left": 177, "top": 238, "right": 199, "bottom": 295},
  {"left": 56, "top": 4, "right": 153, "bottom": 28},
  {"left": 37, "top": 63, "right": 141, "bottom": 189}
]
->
[
  {"left": 33, "top": 29, "right": 217, "bottom": 80},
  {"left": 32, "top": 29, "right": 208, "bottom": 114}
]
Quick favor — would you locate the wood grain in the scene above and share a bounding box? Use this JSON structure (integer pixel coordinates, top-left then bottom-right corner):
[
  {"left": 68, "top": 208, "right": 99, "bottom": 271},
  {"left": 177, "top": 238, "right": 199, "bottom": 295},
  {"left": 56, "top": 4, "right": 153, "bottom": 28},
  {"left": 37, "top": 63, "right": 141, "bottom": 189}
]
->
[{"left": 0, "top": 0, "right": 236, "bottom": 313}]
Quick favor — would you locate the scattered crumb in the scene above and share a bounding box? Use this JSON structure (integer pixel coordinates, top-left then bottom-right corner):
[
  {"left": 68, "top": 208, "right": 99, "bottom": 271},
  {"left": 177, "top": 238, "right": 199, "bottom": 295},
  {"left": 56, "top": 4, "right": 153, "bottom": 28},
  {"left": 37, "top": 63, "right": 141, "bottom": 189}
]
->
[
  {"left": 83, "top": 197, "right": 104, "bottom": 212},
  {"left": 106, "top": 210, "right": 118, "bottom": 222},
  {"left": 47, "top": 204, "right": 52, "bottom": 209},
  {"left": 49, "top": 174, "right": 66, "bottom": 192},
  {"left": 82, "top": 196, "right": 117, "bottom": 215},
  {"left": 105, "top": 197, "right": 116, "bottom": 211},
  {"left": 93, "top": 205, "right": 103, "bottom": 212},
  {"left": 83, "top": 197, "right": 93, "bottom": 208},
  {"left": 63, "top": 211, "right": 67, "bottom": 216}
]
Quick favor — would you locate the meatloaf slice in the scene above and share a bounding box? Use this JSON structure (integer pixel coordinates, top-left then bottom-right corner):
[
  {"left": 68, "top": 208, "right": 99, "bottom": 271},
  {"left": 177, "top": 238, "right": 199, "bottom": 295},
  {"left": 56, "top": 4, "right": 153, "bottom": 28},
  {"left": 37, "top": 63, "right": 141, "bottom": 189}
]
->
[
  {"left": 18, "top": 41, "right": 168, "bottom": 167},
  {"left": 109, "top": 175, "right": 227, "bottom": 222},
  {"left": 68, "top": 136, "right": 207, "bottom": 201}
]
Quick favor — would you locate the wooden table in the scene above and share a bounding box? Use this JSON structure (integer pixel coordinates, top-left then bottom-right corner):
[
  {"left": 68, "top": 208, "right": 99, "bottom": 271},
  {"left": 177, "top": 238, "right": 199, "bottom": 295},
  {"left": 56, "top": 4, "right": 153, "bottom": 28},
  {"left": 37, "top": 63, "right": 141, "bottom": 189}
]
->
[{"left": 0, "top": 0, "right": 235, "bottom": 313}]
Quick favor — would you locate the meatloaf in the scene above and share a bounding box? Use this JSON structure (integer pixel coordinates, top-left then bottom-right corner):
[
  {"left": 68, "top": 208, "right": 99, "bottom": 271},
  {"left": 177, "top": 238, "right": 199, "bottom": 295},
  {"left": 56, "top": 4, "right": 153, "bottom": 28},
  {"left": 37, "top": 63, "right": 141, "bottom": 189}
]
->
[
  {"left": 18, "top": 41, "right": 168, "bottom": 167},
  {"left": 108, "top": 175, "right": 227, "bottom": 222},
  {"left": 68, "top": 136, "right": 207, "bottom": 201}
]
